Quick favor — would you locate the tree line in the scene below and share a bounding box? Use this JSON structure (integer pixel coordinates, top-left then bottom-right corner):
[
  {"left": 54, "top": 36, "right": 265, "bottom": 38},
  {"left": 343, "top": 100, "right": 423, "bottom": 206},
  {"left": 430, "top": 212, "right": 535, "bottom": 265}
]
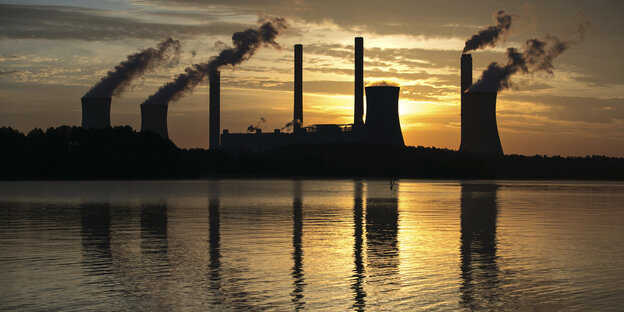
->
[{"left": 1, "top": 126, "right": 622, "bottom": 180}]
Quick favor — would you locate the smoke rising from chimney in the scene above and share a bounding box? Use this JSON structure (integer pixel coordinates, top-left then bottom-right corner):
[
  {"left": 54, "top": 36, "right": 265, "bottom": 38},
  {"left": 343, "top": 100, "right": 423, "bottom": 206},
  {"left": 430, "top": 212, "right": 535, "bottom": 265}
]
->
[
  {"left": 247, "top": 117, "right": 266, "bottom": 133},
  {"left": 142, "top": 16, "right": 287, "bottom": 105},
  {"left": 463, "top": 10, "right": 513, "bottom": 53},
  {"left": 469, "top": 17, "right": 589, "bottom": 93},
  {"left": 366, "top": 80, "right": 400, "bottom": 87},
  {"left": 281, "top": 119, "right": 302, "bottom": 131},
  {"left": 84, "top": 38, "right": 181, "bottom": 98}
]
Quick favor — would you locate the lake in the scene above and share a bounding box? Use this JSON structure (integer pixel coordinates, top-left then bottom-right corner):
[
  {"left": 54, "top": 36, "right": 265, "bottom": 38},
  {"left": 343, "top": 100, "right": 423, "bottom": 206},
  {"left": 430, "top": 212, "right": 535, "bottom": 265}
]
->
[{"left": 0, "top": 180, "right": 623, "bottom": 311}]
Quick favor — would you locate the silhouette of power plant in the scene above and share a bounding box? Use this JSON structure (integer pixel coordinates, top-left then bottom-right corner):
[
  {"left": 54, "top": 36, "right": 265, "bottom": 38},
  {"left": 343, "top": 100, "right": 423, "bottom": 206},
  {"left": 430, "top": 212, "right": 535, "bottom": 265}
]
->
[
  {"left": 80, "top": 39, "right": 504, "bottom": 155},
  {"left": 459, "top": 54, "right": 503, "bottom": 155},
  {"left": 219, "top": 37, "right": 405, "bottom": 151}
]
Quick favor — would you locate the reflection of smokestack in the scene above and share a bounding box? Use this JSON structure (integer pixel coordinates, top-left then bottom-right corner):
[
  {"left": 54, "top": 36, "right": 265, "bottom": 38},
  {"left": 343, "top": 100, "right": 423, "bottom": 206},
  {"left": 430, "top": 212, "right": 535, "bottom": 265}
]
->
[
  {"left": 140, "top": 104, "right": 169, "bottom": 138},
  {"left": 81, "top": 97, "right": 111, "bottom": 129},
  {"left": 364, "top": 86, "right": 404, "bottom": 146},
  {"left": 209, "top": 70, "right": 220, "bottom": 149},
  {"left": 459, "top": 92, "right": 503, "bottom": 155},
  {"left": 294, "top": 44, "right": 303, "bottom": 132},
  {"left": 354, "top": 37, "right": 364, "bottom": 127}
]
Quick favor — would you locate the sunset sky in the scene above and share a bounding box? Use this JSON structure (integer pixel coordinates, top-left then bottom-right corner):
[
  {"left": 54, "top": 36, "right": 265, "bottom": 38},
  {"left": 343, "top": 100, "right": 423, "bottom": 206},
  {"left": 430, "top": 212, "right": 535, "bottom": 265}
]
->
[{"left": 0, "top": 0, "right": 622, "bottom": 156}]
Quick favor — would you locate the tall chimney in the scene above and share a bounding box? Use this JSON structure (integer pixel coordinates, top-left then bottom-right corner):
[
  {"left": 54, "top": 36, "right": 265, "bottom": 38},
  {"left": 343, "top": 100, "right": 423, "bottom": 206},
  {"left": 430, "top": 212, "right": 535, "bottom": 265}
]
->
[
  {"left": 140, "top": 104, "right": 168, "bottom": 138},
  {"left": 81, "top": 97, "right": 111, "bottom": 129},
  {"left": 354, "top": 37, "right": 364, "bottom": 128},
  {"left": 460, "top": 54, "right": 472, "bottom": 152},
  {"left": 209, "top": 70, "right": 220, "bottom": 149},
  {"left": 461, "top": 54, "right": 472, "bottom": 93},
  {"left": 294, "top": 44, "right": 303, "bottom": 132}
]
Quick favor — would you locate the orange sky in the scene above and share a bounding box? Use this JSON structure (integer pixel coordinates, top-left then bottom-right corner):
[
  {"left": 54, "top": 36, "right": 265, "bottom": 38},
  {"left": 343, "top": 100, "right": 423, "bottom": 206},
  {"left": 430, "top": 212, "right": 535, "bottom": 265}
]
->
[{"left": 0, "top": 0, "right": 622, "bottom": 156}]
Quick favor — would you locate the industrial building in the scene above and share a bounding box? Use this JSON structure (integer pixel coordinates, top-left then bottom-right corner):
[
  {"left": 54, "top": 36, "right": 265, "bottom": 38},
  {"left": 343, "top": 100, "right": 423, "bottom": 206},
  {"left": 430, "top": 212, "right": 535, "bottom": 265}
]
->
[
  {"left": 219, "top": 37, "right": 405, "bottom": 151},
  {"left": 459, "top": 54, "right": 504, "bottom": 155},
  {"left": 81, "top": 38, "right": 504, "bottom": 156}
]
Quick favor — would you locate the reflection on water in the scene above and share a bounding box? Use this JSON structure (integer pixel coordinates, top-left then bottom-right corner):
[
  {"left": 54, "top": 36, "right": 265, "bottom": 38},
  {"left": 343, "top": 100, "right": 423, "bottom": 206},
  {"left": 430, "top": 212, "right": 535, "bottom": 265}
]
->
[
  {"left": 209, "top": 181, "right": 221, "bottom": 296},
  {"left": 352, "top": 181, "right": 366, "bottom": 311},
  {"left": 80, "top": 203, "right": 112, "bottom": 277},
  {"left": 1, "top": 180, "right": 623, "bottom": 311},
  {"left": 460, "top": 183, "right": 500, "bottom": 310},
  {"left": 291, "top": 180, "right": 305, "bottom": 310}
]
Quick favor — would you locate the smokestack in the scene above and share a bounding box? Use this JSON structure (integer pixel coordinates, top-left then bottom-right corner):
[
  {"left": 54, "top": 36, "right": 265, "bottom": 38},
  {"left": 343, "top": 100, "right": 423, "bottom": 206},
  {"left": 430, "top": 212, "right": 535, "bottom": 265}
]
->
[
  {"left": 140, "top": 104, "right": 168, "bottom": 138},
  {"left": 294, "top": 44, "right": 303, "bottom": 132},
  {"left": 81, "top": 97, "right": 111, "bottom": 129},
  {"left": 461, "top": 54, "right": 472, "bottom": 93},
  {"left": 354, "top": 37, "right": 364, "bottom": 127},
  {"left": 364, "top": 86, "right": 404, "bottom": 146},
  {"left": 459, "top": 92, "right": 503, "bottom": 155},
  {"left": 209, "top": 70, "right": 220, "bottom": 149},
  {"left": 460, "top": 54, "right": 472, "bottom": 152}
]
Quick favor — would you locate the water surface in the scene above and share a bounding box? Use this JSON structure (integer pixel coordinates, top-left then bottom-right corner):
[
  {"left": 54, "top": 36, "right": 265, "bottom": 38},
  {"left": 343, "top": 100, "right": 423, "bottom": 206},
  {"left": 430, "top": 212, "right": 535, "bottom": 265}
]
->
[{"left": 0, "top": 180, "right": 623, "bottom": 311}]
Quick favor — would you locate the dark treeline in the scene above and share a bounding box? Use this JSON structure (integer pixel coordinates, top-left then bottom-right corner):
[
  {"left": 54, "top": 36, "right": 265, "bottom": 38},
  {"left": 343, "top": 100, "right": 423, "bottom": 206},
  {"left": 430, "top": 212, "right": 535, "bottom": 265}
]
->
[{"left": 1, "top": 126, "right": 622, "bottom": 180}]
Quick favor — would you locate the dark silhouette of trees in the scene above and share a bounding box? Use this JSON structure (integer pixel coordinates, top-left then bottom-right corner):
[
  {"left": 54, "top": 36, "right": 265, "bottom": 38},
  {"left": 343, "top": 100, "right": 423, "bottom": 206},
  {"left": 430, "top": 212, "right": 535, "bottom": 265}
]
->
[{"left": 0, "top": 126, "right": 622, "bottom": 180}]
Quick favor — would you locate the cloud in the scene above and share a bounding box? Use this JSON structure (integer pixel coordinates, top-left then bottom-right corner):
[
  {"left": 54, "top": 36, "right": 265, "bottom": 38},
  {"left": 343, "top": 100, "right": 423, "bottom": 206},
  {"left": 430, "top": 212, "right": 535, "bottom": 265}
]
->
[
  {"left": 134, "top": 0, "right": 508, "bottom": 37},
  {"left": 502, "top": 94, "right": 624, "bottom": 123},
  {"left": 0, "top": 4, "right": 244, "bottom": 41}
]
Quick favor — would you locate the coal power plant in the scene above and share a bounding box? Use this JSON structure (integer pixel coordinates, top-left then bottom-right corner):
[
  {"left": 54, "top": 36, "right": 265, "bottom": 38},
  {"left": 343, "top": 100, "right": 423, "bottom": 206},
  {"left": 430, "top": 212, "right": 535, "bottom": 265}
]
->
[
  {"left": 220, "top": 37, "right": 406, "bottom": 151},
  {"left": 459, "top": 54, "right": 504, "bottom": 155},
  {"left": 78, "top": 37, "right": 502, "bottom": 154},
  {"left": 81, "top": 97, "right": 111, "bottom": 129}
]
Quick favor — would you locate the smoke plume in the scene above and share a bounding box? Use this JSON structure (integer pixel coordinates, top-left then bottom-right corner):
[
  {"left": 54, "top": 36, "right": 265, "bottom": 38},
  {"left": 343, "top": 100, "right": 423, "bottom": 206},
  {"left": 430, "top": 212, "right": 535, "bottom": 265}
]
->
[
  {"left": 463, "top": 10, "right": 513, "bottom": 53},
  {"left": 366, "top": 80, "right": 400, "bottom": 87},
  {"left": 84, "top": 38, "right": 181, "bottom": 98},
  {"left": 281, "top": 119, "right": 302, "bottom": 131},
  {"left": 247, "top": 117, "right": 266, "bottom": 133},
  {"left": 142, "top": 16, "right": 287, "bottom": 105},
  {"left": 468, "top": 15, "right": 589, "bottom": 93},
  {"left": 469, "top": 35, "right": 583, "bottom": 92}
]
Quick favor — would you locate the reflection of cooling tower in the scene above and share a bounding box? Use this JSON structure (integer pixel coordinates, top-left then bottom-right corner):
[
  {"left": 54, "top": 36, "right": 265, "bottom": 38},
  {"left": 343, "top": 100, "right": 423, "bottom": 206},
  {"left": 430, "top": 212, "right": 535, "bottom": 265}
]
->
[
  {"left": 81, "top": 97, "right": 111, "bottom": 129},
  {"left": 460, "top": 92, "right": 503, "bottom": 155},
  {"left": 364, "top": 86, "right": 404, "bottom": 146},
  {"left": 209, "top": 70, "right": 220, "bottom": 150},
  {"left": 460, "top": 183, "right": 499, "bottom": 309},
  {"left": 140, "top": 104, "right": 168, "bottom": 138}
]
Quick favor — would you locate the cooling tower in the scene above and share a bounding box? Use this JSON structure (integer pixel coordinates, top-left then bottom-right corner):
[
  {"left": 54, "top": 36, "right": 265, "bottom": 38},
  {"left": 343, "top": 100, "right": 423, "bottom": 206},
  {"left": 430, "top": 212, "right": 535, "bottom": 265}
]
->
[
  {"left": 459, "top": 92, "right": 503, "bottom": 155},
  {"left": 140, "top": 104, "right": 168, "bottom": 138},
  {"left": 354, "top": 37, "right": 364, "bottom": 128},
  {"left": 209, "top": 70, "right": 220, "bottom": 149},
  {"left": 294, "top": 44, "right": 303, "bottom": 132},
  {"left": 364, "top": 86, "right": 404, "bottom": 146},
  {"left": 81, "top": 97, "right": 111, "bottom": 129}
]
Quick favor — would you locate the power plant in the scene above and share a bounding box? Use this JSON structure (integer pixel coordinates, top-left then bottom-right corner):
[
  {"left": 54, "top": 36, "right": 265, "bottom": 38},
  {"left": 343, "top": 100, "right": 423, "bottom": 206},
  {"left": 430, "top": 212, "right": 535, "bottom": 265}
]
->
[
  {"left": 81, "top": 97, "right": 111, "bottom": 129},
  {"left": 220, "top": 37, "right": 406, "bottom": 151},
  {"left": 79, "top": 38, "right": 505, "bottom": 155},
  {"left": 459, "top": 54, "right": 504, "bottom": 155}
]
